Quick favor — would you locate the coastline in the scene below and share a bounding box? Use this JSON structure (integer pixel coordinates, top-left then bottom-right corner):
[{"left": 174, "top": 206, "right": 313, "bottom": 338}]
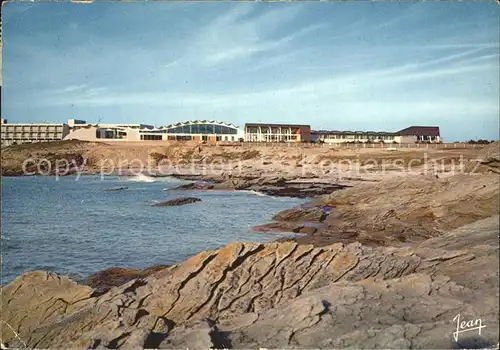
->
[{"left": 1, "top": 141, "right": 499, "bottom": 348}]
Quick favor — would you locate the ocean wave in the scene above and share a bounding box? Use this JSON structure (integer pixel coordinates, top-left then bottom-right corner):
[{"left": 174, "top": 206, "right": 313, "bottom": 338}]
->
[
  {"left": 239, "top": 190, "right": 274, "bottom": 198},
  {"left": 128, "top": 174, "right": 156, "bottom": 183}
]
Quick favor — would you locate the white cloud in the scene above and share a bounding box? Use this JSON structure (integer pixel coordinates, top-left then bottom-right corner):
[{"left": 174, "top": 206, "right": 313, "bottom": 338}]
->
[
  {"left": 186, "top": 4, "right": 323, "bottom": 65},
  {"left": 36, "top": 57, "right": 496, "bottom": 111},
  {"left": 52, "top": 85, "right": 88, "bottom": 94}
]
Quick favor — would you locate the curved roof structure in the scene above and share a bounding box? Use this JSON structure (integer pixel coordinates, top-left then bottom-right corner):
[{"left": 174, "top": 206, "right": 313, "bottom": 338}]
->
[
  {"left": 132, "top": 120, "right": 243, "bottom": 135},
  {"left": 161, "top": 120, "right": 240, "bottom": 129}
]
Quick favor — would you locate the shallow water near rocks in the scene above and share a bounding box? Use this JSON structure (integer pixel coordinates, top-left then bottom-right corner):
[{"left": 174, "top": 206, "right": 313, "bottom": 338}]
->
[{"left": 1, "top": 175, "right": 306, "bottom": 284}]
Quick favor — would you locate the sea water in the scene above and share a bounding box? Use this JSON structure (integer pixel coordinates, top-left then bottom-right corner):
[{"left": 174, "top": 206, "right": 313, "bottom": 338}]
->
[{"left": 1, "top": 175, "right": 305, "bottom": 284}]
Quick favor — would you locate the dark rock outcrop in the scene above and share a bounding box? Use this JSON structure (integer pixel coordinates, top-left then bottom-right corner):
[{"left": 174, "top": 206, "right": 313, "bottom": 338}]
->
[
  {"left": 169, "top": 181, "right": 215, "bottom": 190},
  {"left": 152, "top": 197, "right": 202, "bottom": 207},
  {"left": 104, "top": 187, "right": 128, "bottom": 192},
  {"left": 86, "top": 265, "right": 170, "bottom": 297},
  {"left": 169, "top": 176, "right": 348, "bottom": 198}
]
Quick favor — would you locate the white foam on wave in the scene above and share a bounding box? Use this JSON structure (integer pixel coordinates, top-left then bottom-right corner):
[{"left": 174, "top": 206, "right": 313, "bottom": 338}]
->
[
  {"left": 128, "top": 174, "right": 156, "bottom": 183},
  {"left": 239, "top": 190, "right": 273, "bottom": 198}
]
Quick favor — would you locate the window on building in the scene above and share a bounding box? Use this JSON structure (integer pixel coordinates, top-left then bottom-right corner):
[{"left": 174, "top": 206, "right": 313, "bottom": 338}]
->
[
  {"left": 175, "top": 135, "right": 192, "bottom": 141},
  {"left": 141, "top": 134, "right": 162, "bottom": 140}
]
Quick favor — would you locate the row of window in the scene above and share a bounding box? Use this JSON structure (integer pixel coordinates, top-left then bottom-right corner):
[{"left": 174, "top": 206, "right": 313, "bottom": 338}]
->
[
  {"left": 319, "top": 134, "right": 396, "bottom": 140},
  {"left": 2, "top": 127, "right": 64, "bottom": 131},
  {"left": 2, "top": 132, "right": 64, "bottom": 136},
  {"left": 141, "top": 135, "right": 163, "bottom": 141},
  {"left": 141, "top": 124, "right": 238, "bottom": 135},
  {"left": 246, "top": 128, "right": 297, "bottom": 134},
  {"left": 2, "top": 135, "right": 64, "bottom": 139},
  {"left": 417, "top": 135, "right": 438, "bottom": 140},
  {"left": 2, "top": 137, "right": 62, "bottom": 140},
  {"left": 246, "top": 135, "right": 299, "bottom": 142},
  {"left": 140, "top": 135, "right": 239, "bottom": 141}
]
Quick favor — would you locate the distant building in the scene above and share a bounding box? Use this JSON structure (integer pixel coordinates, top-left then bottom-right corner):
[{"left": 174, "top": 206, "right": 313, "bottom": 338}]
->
[
  {"left": 67, "top": 119, "right": 154, "bottom": 130},
  {"left": 64, "top": 119, "right": 156, "bottom": 142},
  {"left": 397, "top": 126, "right": 441, "bottom": 143},
  {"left": 64, "top": 124, "right": 128, "bottom": 141},
  {"left": 127, "top": 120, "right": 245, "bottom": 142},
  {"left": 1, "top": 117, "right": 442, "bottom": 145},
  {"left": 64, "top": 120, "right": 245, "bottom": 142},
  {"left": 67, "top": 119, "right": 87, "bottom": 127},
  {"left": 244, "top": 123, "right": 311, "bottom": 142},
  {"left": 311, "top": 126, "right": 442, "bottom": 144},
  {"left": 1, "top": 120, "right": 70, "bottom": 146},
  {"left": 312, "top": 130, "right": 398, "bottom": 144}
]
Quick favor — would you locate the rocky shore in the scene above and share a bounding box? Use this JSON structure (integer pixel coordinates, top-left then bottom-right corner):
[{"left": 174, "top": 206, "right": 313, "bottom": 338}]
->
[
  {"left": 1, "top": 141, "right": 499, "bottom": 348},
  {"left": 167, "top": 174, "right": 350, "bottom": 198},
  {"left": 2, "top": 215, "right": 499, "bottom": 348}
]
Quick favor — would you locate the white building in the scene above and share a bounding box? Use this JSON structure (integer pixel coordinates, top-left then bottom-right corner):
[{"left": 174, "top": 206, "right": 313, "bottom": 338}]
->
[
  {"left": 1, "top": 119, "right": 70, "bottom": 146},
  {"left": 311, "top": 126, "right": 442, "bottom": 144}
]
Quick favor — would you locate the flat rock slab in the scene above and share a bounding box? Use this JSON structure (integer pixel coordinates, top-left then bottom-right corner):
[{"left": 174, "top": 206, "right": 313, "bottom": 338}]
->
[
  {"left": 168, "top": 182, "right": 215, "bottom": 190},
  {"left": 152, "top": 197, "right": 202, "bottom": 207},
  {"left": 104, "top": 187, "right": 128, "bottom": 192},
  {"left": 168, "top": 176, "right": 348, "bottom": 198}
]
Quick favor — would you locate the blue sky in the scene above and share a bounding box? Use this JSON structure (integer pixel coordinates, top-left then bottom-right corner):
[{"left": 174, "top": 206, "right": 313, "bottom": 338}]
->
[{"left": 2, "top": 2, "right": 499, "bottom": 141}]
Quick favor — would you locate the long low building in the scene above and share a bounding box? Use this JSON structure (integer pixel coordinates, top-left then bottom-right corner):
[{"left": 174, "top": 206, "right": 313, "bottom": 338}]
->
[
  {"left": 129, "top": 120, "right": 245, "bottom": 142},
  {"left": 1, "top": 117, "right": 442, "bottom": 146},
  {"left": 0, "top": 119, "right": 70, "bottom": 146},
  {"left": 311, "top": 126, "right": 442, "bottom": 144},
  {"left": 244, "top": 123, "right": 311, "bottom": 142}
]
